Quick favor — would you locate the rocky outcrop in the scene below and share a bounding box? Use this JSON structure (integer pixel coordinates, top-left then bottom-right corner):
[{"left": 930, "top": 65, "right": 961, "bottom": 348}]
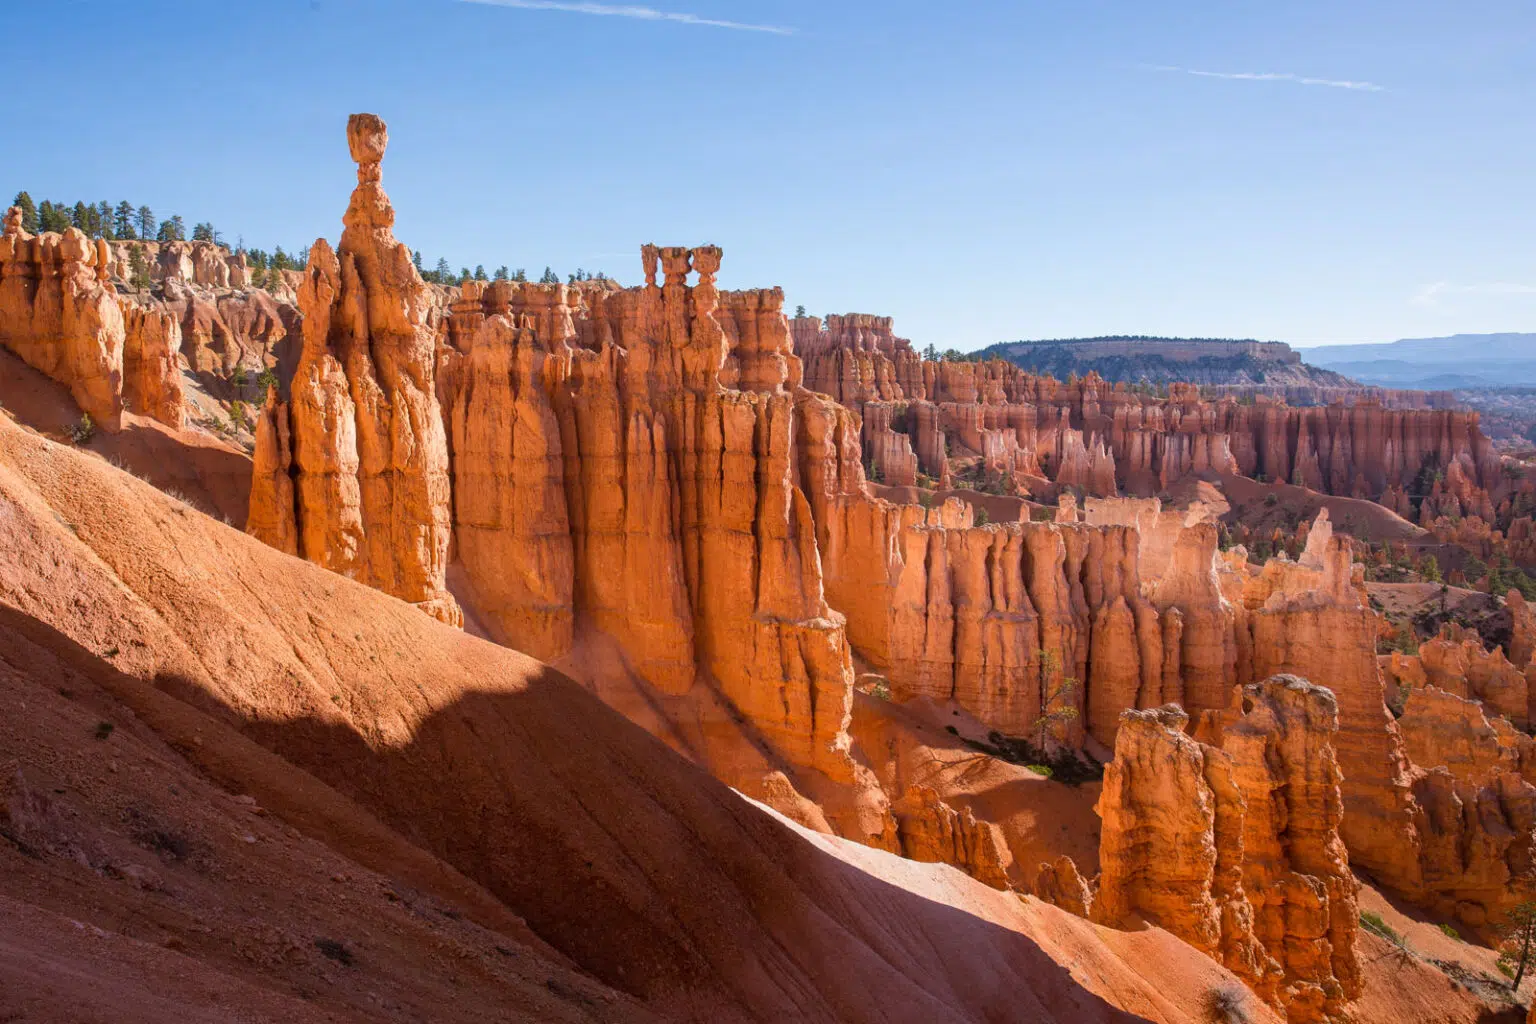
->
[
  {"left": 796, "top": 323, "right": 1509, "bottom": 508},
  {"left": 1094, "top": 681, "right": 1361, "bottom": 1023},
  {"left": 1033, "top": 855, "right": 1094, "bottom": 916},
  {"left": 1223, "top": 676, "right": 1362, "bottom": 1020},
  {"left": 108, "top": 239, "right": 251, "bottom": 290},
  {"left": 1383, "top": 624, "right": 1528, "bottom": 729},
  {"left": 892, "top": 785, "right": 1012, "bottom": 889},
  {"left": 433, "top": 244, "right": 869, "bottom": 806},
  {"left": 121, "top": 301, "right": 185, "bottom": 428},
  {"left": 248, "top": 117, "right": 893, "bottom": 843},
  {"left": 1237, "top": 512, "right": 1426, "bottom": 904},
  {"left": 815, "top": 492, "right": 1236, "bottom": 752},
  {"left": 1093, "top": 704, "right": 1281, "bottom": 1004},
  {"left": 441, "top": 310, "right": 573, "bottom": 660},
  {"left": 1396, "top": 685, "right": 1536, "bottom": 927},
  {"left": 0, "top": 206, "right": 210, "bottom": 432},
  {"left": 0, "top": 207, "right": 124, "bottom": 428},
  {"left": 247, "top": 115, "right": 460, "bottom": 627},
  {"left": 158, "top": 283, "right": 297, "bottom": 377},
  {"left": 1511, "top": 589, "right": 1536, "bottom": 672}
]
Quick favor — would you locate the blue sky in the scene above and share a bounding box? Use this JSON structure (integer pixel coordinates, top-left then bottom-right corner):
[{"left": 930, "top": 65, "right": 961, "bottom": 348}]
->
[{"left": 8, "top": 0, "right": 1536, "bottom": 349}]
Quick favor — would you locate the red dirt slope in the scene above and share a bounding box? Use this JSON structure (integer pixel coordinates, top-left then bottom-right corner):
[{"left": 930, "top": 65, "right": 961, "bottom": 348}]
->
[{"left": 0, "top": 408, "right": 1266, "bottom": 1022}]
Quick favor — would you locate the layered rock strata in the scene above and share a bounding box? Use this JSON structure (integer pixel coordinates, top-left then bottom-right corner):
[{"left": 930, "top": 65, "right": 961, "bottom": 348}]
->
[
  {"left": 251, "top": 116, "right": 884, "bottom": 840},
  {"left": 1394, "top": 684, "right": 1536, "bottom": 926},
  {"left": 0, "top": 206, "right": 125, "bottom": 427},
  {"left": 891, "top": 785, "right": 1012, "bottom": 889},
  {"left": 1235, "top": 513, "right": 1425, "bottom": 900},
  {"left": 121, "top": 301, "right": 186, "bottom": 428},
  {"left": 815, "top": 492, "right": 1234, "bottom": 752},
  {"left": 798, "top": 321, "right": 1509, "bottom": 510},
  {"left": 1094, "top": 681, "right": 1362, "bottom": 1024},
  {"left": 238, "top": 118, "right": 1530, "bottom": 938},
  {"left": 433, "top": 243, "right": 867, "bottom": 799},
  {"left": 0, "top": 205, "right": 209, "bottom": 433},
  {"left": 247, "top": 115, "right": 460, "bottom": 626},
  {"left": 108, "top": 238, "right": 252, "bottom": 290}
]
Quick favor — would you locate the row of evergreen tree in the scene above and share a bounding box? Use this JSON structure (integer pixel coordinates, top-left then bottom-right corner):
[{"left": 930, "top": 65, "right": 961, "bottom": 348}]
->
[
  {"left": 13, "top": 192, "right": 612, "bottom": 292},
  {"left": 409, "top": 252, "right": 609, "bottom": 288},
  {"left": 11, "top": 191, "right": 203, "bottom": 244},
  {"left": 11, "top": 190, "right": 310, "bottom": 267}
]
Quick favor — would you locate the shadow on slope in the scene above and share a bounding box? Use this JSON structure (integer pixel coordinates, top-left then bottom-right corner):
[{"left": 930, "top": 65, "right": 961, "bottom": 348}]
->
[
  {"left": 0, "top": 601, "right": 1162, "bottom": 1024},
  {"left": 0, "top": 409, "right": 1195, "bottom": 1022}
]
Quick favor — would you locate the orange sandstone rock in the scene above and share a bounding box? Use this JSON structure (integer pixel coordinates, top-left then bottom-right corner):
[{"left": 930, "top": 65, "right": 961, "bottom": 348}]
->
[
  {"left": 1239, "top": 513, "right": 1426, "bottom": 903},
  {"left": 892, "top": 784, "right": 1012, "bottom": 889},
  {"left": 1094, "top": 679, "right": 1361, "bottom": 1023},
  {"left": 121, "top": 301, "right": 186, "bottom": 428},
  {"left": 0, "top": 208, "right": 124, "bottom": 428},
  {"left": 1397, "top": 685, "right": 1536, "bottom": 927},
  {"left": 247, "top": 115, "right": 459, "bottom": 627},
  {"left": 1033, "top": 855, "right": 1094, "bottom": 917}
]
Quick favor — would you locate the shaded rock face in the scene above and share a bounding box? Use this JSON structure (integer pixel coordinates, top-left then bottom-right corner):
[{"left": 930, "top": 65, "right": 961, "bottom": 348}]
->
[
  {"left": 121, "top": 301, "right": 186, "bottom": 428},
  {"left": 799, "top": 323, "right": 1508, "bottom": 508},
  {"left": 1094, "top": 681, "right": 1362, "bottom": 1024},
  {"left": 434, "top": 246, "right": 867, "bottom": 803},
  {"left": 815, "top": 493, "right": 1235, "bottom": 752},
  {"left": 892, "top": 785, "right": 1012, "bottom": 889},
  {"left": 0, "top": 207, "right": 199, "bottom": 433},
  {"left": 247, "top": 116, "right": 460, "bottom": 627},
  {"left": 1395, "top": 684, "right": 1536, "bottom": 928},
  {"left": 0, "top": 208, "right": 125, "bottom": 427}
]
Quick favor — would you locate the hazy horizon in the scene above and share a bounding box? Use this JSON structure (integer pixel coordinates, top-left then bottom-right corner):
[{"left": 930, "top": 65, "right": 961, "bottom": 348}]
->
[{"left": 7, "top": 0, "right": 1535, "bottom": 352}]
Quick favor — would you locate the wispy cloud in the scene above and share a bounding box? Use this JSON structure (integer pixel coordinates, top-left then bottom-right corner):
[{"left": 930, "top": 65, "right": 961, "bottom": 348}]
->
[
  {"left": 1413, "top": 281, "right": 1536, "bottom": 308},
  {"left": 457, "top": 0, "right": 793, "bottom": 34},
  {"left": 1144, "top": 64, "right": 1385, "bottom": 92}
]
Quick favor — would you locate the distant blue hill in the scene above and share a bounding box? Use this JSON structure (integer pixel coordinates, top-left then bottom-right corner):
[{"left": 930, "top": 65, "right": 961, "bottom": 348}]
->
[{"left": 1301, "top": 334, "right": 1536, "bottom": 388}]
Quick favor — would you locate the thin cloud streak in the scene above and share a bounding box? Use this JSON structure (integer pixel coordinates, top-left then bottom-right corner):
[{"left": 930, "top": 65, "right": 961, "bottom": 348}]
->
[
  {"left": 1145, "top": 64, "right": 1385, "bottom": 92},
  {"left": 456, "top": 0, "right": 793, "bottom": 34},
  {"left": 1413, "top": 281, "right": 1536, "bottom": 308}
]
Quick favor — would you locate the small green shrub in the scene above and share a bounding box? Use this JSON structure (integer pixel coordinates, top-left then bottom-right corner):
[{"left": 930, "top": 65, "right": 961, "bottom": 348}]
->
[
  {"left": 1437, "top": 923, "right": 1461, "bottom": 941},
  {"left": 69, "top": 413, "right": 95, "bottom": 445},
  {"left": 1360, "top": 910, "right": 1406, "bottom": 947},
  {"left": 1025, "top": 764, "right": 1053, "bottom": 778},
  {"left": 94, "top": 721, "right": 114, "bottom": 741}
]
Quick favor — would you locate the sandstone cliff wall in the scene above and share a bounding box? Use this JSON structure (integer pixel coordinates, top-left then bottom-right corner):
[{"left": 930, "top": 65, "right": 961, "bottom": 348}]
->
[
  {"left": 248, "top": 117, "right": 888, "bottom": 843},
  {"left": 798, "top": 324, "right": 1508, "bottom": 513},
  {"left": 0, "top": 205, "right": 236, "bottom": 433},
  {"left": 0, "top": 207, "right": 125, "bottom": 427},
  {"left": 1094, "top": 681, "right": 1362, "bottom": 1024},
  {"left": 248, "top": 115, "right": 460, "bottom": 627}
]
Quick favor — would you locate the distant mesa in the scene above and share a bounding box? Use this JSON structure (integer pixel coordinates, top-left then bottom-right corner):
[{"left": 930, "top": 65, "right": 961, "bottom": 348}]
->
[{"left": 978, "top": 335, "right": 1356, "bottom": 390}]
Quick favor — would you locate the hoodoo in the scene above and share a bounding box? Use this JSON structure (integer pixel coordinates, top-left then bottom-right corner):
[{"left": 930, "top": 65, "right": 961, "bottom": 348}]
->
[
  {"left": 9, "top": 101, "right": 1532, "bottom": 1024},
  {"left": 249, "top": 114, "right": 460, "bottom": 626}
]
